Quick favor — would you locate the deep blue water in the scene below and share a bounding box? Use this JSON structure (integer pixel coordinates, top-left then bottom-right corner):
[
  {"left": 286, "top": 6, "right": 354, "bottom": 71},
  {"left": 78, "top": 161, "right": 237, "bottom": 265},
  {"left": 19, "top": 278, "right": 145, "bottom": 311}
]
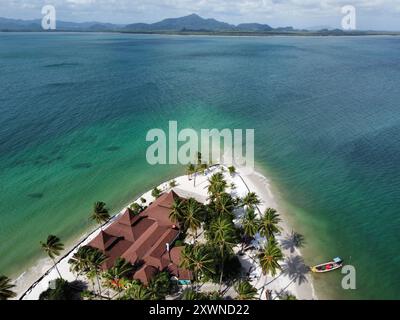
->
[{"left": 0, "top": 33, "right": 399, "bottom": 299}]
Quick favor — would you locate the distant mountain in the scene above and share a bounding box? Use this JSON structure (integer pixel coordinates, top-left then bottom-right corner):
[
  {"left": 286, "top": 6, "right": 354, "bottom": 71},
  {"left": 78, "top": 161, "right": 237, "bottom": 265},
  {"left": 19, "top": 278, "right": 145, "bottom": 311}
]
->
[
  {"left": 0, "top": 17, "right": 42, "bottom": 31},
  {"left": 0, "top": 17, "right": 122, "bottom": 31},
  {"left": 125, "top": 14, "right": 235, "bottom": 32},
  {"left": 235, "top": 23, "right": 273, "bottom": 32},
  {"left": 0, "top": 14, "right": 292, "bottom": 33}
]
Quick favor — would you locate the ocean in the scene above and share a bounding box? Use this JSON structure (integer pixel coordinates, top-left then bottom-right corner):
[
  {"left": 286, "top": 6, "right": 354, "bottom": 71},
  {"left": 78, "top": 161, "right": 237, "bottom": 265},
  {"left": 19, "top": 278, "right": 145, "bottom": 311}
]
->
[{"left": 0, "top": 33, "right": 399, "bottom": 299}]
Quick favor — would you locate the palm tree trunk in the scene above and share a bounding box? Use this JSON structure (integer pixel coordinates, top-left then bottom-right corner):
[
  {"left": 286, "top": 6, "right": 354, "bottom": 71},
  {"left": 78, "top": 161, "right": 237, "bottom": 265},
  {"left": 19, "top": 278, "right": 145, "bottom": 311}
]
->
[
  {"left": 95, "top": 271, "right": 102, "bottom": 298},
  {"left": 219, "top": 260, "right": 224, "bottom": 292},
  {"left": 52, "top": 258, "right": 63, "bottom": 279}
]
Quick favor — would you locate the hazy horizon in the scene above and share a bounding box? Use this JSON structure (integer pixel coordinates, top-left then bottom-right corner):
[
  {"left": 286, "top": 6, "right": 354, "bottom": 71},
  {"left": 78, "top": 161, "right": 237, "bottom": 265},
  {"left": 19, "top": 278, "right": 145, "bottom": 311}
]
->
[{"left": 1, "top": 0, "right": 400, "bottom": 31}]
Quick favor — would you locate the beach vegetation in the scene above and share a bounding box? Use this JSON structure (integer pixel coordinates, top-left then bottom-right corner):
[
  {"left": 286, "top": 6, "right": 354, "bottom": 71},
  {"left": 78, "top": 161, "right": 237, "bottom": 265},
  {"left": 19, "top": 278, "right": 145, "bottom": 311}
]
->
[
  {"left": 241, "top": 192, "right": 261, "bottom": 209},
  {"left": 121, "top": 280, "right": 151, "bottom": 300},
  {"left": 40, "top": 235, "right": 64, "bottom": 279},
  {"left": 151, "top": 187, "right": 162, "bottom": 198},
  {"left": 90, "top": 202, "right": 110, "bottom": 229},
  {"left": 0, "top": 275, "right": 16, "bottom": 300},
  {"left": 259, "top": 208, "right": 281, "bottom": 239},
  {"left": 180, "top": 245, "right": 215, "bottom": 286},
  {"left": 102, "top": 258, "right": 134, "bottom": 296},
  {"left": 234, "top": 280, "right": 258, "bottom": 300},
  {"left": 39, "top": 279, "right": 78, "bottom": 300},
  {"left": 69, "top": 245, "right": 94, "bottom": 278},
  {"left": 259, "top": 237, "right": 284, "bottom": 277},
  {"left": 207, "top": 216, "right": 238, "bottom": 289},
  {"left": 147, "top": 271, "right": 174, "bottom": 300},
  {"left": 228, "top": 166, "right": 236, "bottom": 176},
  {"left": 86, "top": 248, "right": 108, "bottom": 298},
  {"left": 280, "top": 292, "right": 297, "bottom": 300},
  {"left": 129, "top": 203, "right": 144, "bottom": 215},
  {"left": 169, "top": 179, "right": 178, "bottom": 188}
]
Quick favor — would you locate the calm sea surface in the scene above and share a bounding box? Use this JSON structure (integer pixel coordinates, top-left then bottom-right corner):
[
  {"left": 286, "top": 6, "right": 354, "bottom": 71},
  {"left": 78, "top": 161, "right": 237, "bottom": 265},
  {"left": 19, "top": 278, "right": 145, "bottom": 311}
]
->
[{"left": 1, "top": 33, "right": 399, "bottom": 299}]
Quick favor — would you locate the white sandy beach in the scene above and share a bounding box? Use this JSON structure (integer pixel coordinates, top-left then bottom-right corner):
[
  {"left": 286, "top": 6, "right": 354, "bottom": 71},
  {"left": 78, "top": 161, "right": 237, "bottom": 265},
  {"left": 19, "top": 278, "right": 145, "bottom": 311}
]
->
[{"left": 15, "top": 165, "right": 316, "bottom": 300}]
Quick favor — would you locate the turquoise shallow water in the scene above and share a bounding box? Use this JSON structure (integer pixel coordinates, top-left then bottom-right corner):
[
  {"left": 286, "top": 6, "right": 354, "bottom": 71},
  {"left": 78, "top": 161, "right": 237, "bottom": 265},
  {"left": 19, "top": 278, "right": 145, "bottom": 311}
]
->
[{"left": 1, "top": 33, "right": 400, "bottom": 299}]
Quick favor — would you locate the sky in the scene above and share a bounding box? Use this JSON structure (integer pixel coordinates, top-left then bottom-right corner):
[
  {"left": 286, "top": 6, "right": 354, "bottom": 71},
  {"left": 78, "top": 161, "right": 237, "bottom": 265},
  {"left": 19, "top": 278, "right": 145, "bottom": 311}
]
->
[{"left": 1, "top": 0, "right": 400, "bottom": 30}]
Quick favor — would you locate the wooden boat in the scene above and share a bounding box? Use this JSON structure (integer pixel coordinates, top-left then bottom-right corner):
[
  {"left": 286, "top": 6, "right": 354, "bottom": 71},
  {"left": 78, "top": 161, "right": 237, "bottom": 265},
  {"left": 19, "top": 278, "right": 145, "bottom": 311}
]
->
[{"left": 311, "top": 257, "right": 343, "bottom": 273}]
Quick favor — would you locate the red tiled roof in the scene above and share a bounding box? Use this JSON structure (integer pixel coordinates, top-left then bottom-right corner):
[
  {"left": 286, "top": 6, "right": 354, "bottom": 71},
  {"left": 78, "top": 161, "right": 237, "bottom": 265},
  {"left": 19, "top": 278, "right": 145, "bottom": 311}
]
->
[
  {"left": 87, "top": 191, "right": 192, "bottom": 284},
  {"left": 134, "top": 265, "right": 158, "bottom": 285},
  {"left": 90, "top": 231, "right": 119, "bottom": 251}
]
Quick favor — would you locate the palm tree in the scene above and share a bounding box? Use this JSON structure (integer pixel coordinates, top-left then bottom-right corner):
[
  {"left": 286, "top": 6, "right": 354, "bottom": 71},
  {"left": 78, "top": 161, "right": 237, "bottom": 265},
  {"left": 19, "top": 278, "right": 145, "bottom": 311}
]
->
[
  {"left": 186, "top": 163, "right": 196, "bottom": 181},
  {"left": 228, "top": 166, "right": 236, "bottom": 176},
  {"left": 87, "top": 249, "right": 108, "bottom": 297},
  {"left": 181, "top": 288, "right": 198, "bottom": 300},
  {"left": 0, "top": 275, "right": 16, "bottom": 300},
  {"left": 169, "top": 198, "right": 185, "bottom": 225},
  {"left": 123, "top": 281, "right": 151, "bottom": 300},
  {"left": 180, "top": 245, "right": 214, "bottom": 287},
  {"left": 259, "top": 238, "right": 284, "bottom": 277},
  {"left": 147, "top": 272, "right": 171, "bottom": 300},
  {"left": 208, "top": 180, "right": 227, "bottom": 201},
  {"left": 208, "top": 217, "right": 237, "bottom": 289},
  {"left": 102, "top": 258, "right": 133, "bottom": 297},
  {"left": 214, "top": 192, "right": 235, "bottom": 217},
  {"left": 259, "top": 208, "right": 281, "bottom": 239},
  {"left": 90, "top": 202, "right": 110, "bottom": 229},
  {"left": 183, "top": 198, "right": 204, "bottom": 240},
  {"left": 241, "top": 208, "right": 259, "bottom": 239},
  {"left": 40, "top": 235, "right": 64, "bottom": 279},
  {"left": 151, "top": 187, "right": 162, "bottom": 199},
  {"left": 242, "top": 192, "right": 261, "bottom": 209},
  {"left": 68, "top": 245, "right": 93, "bottom": 278},
  {"left": 240, "top": 208, "right": 259, "bottom": 252},
  {"left": 234, "top": 280, "right": 258, "bottom": 300}
]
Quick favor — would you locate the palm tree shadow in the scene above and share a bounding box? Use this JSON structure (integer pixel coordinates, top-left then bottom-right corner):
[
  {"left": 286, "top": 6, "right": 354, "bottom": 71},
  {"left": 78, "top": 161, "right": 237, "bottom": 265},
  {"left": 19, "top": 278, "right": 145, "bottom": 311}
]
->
[
  {"left": 281, "top": 231, "right": 306, "bottom": 254},
  {"left": 282, "top": 255, "right": 310, "bottom": 286}
]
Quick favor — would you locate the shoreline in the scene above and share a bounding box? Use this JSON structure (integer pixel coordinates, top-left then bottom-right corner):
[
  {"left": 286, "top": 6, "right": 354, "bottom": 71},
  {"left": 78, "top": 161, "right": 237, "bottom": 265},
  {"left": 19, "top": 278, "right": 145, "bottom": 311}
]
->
[{"left": 15, "top": 165, "right": 317, "bottom": 300}]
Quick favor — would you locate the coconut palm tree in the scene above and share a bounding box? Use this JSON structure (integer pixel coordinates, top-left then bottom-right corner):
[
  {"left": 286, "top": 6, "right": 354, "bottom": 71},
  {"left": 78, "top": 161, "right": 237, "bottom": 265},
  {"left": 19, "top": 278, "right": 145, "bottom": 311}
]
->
[
  {"left": 40, "top": 235, "right": 64, "bottom": 279},
  {"left": 259, "top": 208, "right": 281, "bottom": 239},
  {"left": 242, "top": 192, "right": 261, "bottom": 209},
  {"left": 90, "top": 202, "right": 110, "bottom": 229},
  {"left": 208, "top": 217, "right": 237, "bottom": 289},
  {"left": 68, "top": 245, "right": 93, "bottom": 278},
  {"left": 0, "top": 275, "right": 16, "bottom": 300},
  {"left": 214, "top": 192, "right": 235, "bottom": 217},
  {"left": 241, "top": 208, "right": 259, "bottom": 239},
  {"left": 151, "top": 187, "right": 162, "bottom": 199},
  {"left": 87, "top": 249, "right": 108, "bottom": 297},
  {"left": 234, "top": 280, "right": 258, "bottom": 300},
  {"left": 240, "top": 208, "right": 260, "bottom": 252},
  {"left": 102, "top": 258, "right": 133, "bottom": 297},
  {"left": 169, "top": 198, "right": 185, "bottom": 225},
  {"left": 180, "top": 245, "right": 214, "bottom": 287},
  {"left": 123, "top": 281, "right": 151, "bottom": 300},
  {"left": 181, "top": 288, "right": 198, "bottom": 300},
  {"left": 259, "top": 238, "right": 284, "bottom": 277},
  {"left": 147, "top": 271, "right": 171, "bottom": 300},
  {"left": 183, "top": 198, "right": 204, "bottom": 240},
  {"left": 186, "top": 163, "right": 196, "bottom": 181},
  {"left": 208, "top": 180, "right": 227, "bottom": 201}
]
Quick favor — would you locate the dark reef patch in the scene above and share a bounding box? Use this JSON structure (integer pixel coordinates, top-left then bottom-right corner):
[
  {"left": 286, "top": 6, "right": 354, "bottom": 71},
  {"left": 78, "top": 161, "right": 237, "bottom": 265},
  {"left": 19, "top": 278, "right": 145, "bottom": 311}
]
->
[
  {"left": 28, "top": 193, "right": 44, "bottom": 199},
  {"left": 71, "top": 162, "right": 92, "bottom": 169}
]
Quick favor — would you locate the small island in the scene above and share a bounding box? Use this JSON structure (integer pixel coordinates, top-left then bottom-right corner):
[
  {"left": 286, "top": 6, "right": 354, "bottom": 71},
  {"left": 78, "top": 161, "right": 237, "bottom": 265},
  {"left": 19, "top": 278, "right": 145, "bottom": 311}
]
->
[{"left": 3, "top": 162, "right": 315, "bottom": 301}]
